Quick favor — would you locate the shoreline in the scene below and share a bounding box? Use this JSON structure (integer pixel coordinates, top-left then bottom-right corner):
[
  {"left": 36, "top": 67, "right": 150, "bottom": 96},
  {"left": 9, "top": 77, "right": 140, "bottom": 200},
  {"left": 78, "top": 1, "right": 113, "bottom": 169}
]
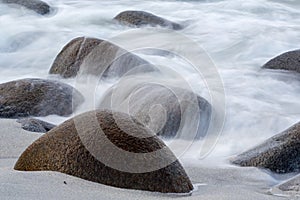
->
[{"left": 0, "top": 119, "right": 288, "bottom": 200}]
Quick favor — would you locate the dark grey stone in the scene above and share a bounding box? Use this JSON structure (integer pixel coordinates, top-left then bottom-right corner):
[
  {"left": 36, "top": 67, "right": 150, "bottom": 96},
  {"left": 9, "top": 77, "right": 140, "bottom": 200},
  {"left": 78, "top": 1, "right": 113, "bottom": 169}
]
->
[
  {"left": 114, "top": 10, "right": 183, "bottom": 30},
  {"left": 262, "top": 49, "right": 300, "bottom": 73},
  {"left": 231, "top": 122, "right": 300, "bottom": 173},
  {"left": 0, "top": 78, "right": 84, "bottom": 118},
  {"left": 277, "top": 174, "right": 300, "bottom": 193},
  {"left": 99, "top": 84, "right": 211, "bottom": 139},
  {"left": 1, "top": 0, "right": 51, "bottom": 15},
  {"left": 17, "top": 118, "right": 56, "bottom": 133}
]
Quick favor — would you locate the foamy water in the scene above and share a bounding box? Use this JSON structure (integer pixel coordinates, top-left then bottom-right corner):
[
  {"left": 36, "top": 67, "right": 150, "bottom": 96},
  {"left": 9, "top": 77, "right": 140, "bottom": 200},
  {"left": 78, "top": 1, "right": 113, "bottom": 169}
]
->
[{"left": 1, "top": 0, "right": 300, "bottom": 167}]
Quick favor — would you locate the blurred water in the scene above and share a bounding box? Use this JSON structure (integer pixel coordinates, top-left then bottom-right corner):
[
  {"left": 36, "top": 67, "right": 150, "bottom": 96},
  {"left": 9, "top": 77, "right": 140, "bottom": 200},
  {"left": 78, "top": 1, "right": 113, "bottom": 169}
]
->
[{"left": 0, "top": 0, "right": 300, "bottom": 166}]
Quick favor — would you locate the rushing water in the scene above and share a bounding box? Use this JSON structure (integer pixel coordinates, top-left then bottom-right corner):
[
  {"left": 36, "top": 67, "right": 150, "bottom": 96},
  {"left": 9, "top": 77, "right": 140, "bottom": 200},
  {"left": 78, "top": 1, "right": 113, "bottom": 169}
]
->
[{"left": 0, "top": 0, "right": 300, "bottom": 166}]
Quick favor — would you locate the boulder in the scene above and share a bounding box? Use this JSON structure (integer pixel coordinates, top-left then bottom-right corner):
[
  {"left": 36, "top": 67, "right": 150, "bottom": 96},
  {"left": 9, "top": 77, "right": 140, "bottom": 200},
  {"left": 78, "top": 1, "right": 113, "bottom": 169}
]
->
[
  {"left": 49, "top": 37, "right": 155, "bottom": 79},
  {"left": 0, "top": 78, "right": 84, "bottom": 118},
  {"left": 275, "top": 174, "right": 300, "bottom": 195},
  {"left": 17, "top": 118, "right": 56, "bottom": 133},
  {"left": 1, "top": 0, "right": 51, "bottom": 15},
  {"left": 114, "top": 10, "right": 183, "bottom": 30},
  {"left": 99, "top": 83, "right": 211, "bottom": 139},
  {"left": 262, "top": 49, "right": 300, "bottom": 73},
  {"left": 231, "top": 121, "right": 300, "bottom": 173},
  {"left": 14, "top": 110, "right": 194, "bottom": 193}
]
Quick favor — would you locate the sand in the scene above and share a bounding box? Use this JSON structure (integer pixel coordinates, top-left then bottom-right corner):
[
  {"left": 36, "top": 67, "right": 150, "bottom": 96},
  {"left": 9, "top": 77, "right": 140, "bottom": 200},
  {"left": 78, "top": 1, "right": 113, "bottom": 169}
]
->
[{"left": 0, "top": 119, "right": 291, "bottom": 200}]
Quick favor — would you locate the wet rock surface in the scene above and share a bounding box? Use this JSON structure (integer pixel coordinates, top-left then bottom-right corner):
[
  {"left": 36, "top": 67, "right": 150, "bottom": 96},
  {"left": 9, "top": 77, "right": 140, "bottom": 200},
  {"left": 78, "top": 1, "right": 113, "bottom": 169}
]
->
[
  {"left": 17, "top": 118, "right": 56, "bottom": 133},
  {"left": 231, "top": 121, "right": 300, "bottom": 173},
  {"left": 0, "top": 78, "right": 84, "bottom": 118},
  {"left": 49, "top": 37, "right": 155, "bottom": 79},
  {"left": 263, "top": 49, "right": 300, "bottom": 73},
  {"left": 1, "top": 0, "right": 51, "bottom": 15},
  {"left": 14, "top": 110, "right": 194, "bottom": 193},
  {"left": 114, "top": 10, "right": 183, "bottom": 30}
]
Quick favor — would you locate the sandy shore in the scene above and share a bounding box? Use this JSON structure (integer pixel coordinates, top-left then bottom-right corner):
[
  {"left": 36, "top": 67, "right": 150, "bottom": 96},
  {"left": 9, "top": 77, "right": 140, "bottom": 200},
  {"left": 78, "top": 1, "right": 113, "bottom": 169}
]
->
[{"left": 0, "top": 119, "right": 289, "bottom": 200}]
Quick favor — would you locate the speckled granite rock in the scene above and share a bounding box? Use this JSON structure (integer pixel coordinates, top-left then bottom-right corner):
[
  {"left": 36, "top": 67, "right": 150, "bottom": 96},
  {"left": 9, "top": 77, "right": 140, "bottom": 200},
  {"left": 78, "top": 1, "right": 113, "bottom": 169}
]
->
[
  {"left": 231, "top": 121, "right": 300, "bottom": 173},
  {"left": 114, "top": 10, "right": 183, "bottom": 30},
  {"left": 49, "top": 37, "right": 154, "bottom": 78},
  {"left": 14, "top": 110, "right": 194, "bottom": 193},
  {"left": 17, "top": 118, "right": 56, "bottom": 133},
  {"left": 263, "top": 49, "right": 300, "bottom": 73},
  {"left": 1, "top": 0, "right": 51, "bottom": 15},
  {"left": 0, "top": 78, "right": 84, "bottom": 118}
]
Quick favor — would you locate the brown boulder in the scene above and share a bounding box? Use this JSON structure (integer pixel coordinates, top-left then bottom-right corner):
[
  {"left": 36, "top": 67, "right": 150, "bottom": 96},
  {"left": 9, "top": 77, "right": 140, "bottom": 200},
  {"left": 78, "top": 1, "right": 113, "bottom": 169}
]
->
[
  {"left": 14, "top": 110, "right": 194, "bottom": 193},
  {"left": 49, "top": 37, "right": 155, "bottom": 79},
  {"left": 0, "top": 78, "right": 83, "bottom": 118},
  {"left": 231, "top": 121, "right": 300, "bottom": 173}
]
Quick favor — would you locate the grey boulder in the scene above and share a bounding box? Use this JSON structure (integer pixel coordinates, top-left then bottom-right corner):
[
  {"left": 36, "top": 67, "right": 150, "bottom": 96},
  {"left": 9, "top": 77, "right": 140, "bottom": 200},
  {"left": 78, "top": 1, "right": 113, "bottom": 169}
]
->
[
  {"left": 99, "top": 83, "right": 211, "bottom": 139},
  {"left": 277, "top": 174, "right": 300, "bottom": 193},
  {"left": 1, "top": 0, "right": 51, "bottom": 15},
  {"left": 262, "top": 49, "right": 300, "bottom": 73},
  {"left": 231, "top": 121, "right": 300, "bottom": 173},
  {"left": 0, "top": 78, "right": 83, "bottom": 118},
  {"left": 114, "top": 10, "right": 183, "bottom": 30},
  {"left": 17, "top": 118, "right": 56, "bottom": 133},
  {"left": 49, "top": 37, "right": 155, "bottom": 79}
]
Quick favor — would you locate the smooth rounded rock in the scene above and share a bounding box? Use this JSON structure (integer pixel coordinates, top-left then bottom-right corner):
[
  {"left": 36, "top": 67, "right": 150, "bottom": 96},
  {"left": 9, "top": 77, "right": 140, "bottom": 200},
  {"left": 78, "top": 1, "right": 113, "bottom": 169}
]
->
[
  {"left": 99, "top": 83, "right": 211, "bottom": 139},
  {"left": 49, "top": 37, "right": 154, "bottom": 79},
  {"left": 231, "top": 121, "right": 300, "bottom": 173},
  {"left": 14, "top": 110, "right": 194, "bottom": 193},
  {"left": 17, "top": 118, "right": 56, "bottom": 133},
  {"left": 0, "top": 78, "right": 84, "bottom": 118},
  {"left": 1, "top": 0, "right": 51, "bottom": 15},
  {"left": 277, "top": 174, "right": 300, "bottom": 193},
  {"left": 262, "top": 49, "right": 300, "bottom": 73},
  {"left": 114, "top": 10, "right": 183, "bottom": 30}
]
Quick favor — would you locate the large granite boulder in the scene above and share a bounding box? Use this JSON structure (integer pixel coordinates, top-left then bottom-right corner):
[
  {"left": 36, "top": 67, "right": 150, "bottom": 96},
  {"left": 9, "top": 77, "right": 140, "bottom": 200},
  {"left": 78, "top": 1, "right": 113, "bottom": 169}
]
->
[
  {"left": 99, "top": 83, "right": 211, "bottom": 139},
  {"left": 49, "top": 37, "right": 154, "bottom": 79},
  {"left": 114, "top": 10, "right": 183, "bottom": 30},
  {"left": 1, "top": 0, "right": 51, "bottom": 15},
  {"left": 0, "top": 78, "right": 83, "bottom": 118},
  {"left": 14, "top": 110, "right": 194, "bottom": 193},
  {"left": 262, "top": 49, "right": 300, "bottom": 73},
  {"left": 231, "top": 121, "right": 300, "bottom": 173},
  {"left": 17, "top": 118, "right": 56, "bottom": 133}
]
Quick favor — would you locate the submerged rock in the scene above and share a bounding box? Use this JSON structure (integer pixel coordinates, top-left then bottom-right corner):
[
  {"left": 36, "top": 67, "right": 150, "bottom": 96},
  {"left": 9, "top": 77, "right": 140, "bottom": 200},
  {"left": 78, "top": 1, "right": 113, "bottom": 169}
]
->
[
  {"left": 49, "top": 37, "right": 154, "bottom": 79},
  {"left": 262, "top": 49, "right": 300, "bottom": 73},
  {"left": 0, "top": 78, "right": 83, "bottom": 118},
  {"left": 14, "top": 110, "right": 194, "bottom": 193},
  {"left": 99, "top": 83, "right": 211, "bottom": 139},
  {"left": 276, "top": 174, "right": 300, "bottom": 193},
  {"left": 1, "top": 0, "right": 51, "bottom": 15},
  {"left": 0, "top": 31, "right": 44, "bottom": 53},
  {"left": 17, "top": 118, "right": 56, "bottom": 133},
  {"left": 114, "top": 10, "right": 183, "bottom": 30},
  {"left": 231, "top": 122, "right": 300, "bottom": 173}
]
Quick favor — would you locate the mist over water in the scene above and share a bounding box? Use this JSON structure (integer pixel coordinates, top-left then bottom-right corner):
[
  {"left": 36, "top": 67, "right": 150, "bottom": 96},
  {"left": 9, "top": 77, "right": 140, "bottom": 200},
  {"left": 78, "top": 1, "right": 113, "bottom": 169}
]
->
[{"left": 1, "top": 0, "right": 300, "bottom": 167}]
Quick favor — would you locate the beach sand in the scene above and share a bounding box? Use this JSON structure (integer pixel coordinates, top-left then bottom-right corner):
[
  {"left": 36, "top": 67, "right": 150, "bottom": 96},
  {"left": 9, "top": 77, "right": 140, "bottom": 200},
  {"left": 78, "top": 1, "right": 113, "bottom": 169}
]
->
[{"left": 0, "top": 119, "right": 288, "bottom": 200}]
